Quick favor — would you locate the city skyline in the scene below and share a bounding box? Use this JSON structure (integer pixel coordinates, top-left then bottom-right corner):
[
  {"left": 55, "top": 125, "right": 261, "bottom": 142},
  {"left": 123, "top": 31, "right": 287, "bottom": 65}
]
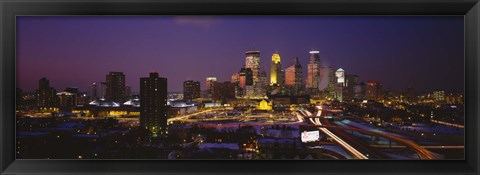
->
[{"left": 17, "top": 16, "right": 464, "bottom": 93}]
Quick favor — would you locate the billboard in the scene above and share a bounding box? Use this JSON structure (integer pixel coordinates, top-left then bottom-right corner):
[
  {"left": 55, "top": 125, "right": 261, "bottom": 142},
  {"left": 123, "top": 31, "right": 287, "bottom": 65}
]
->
[{"left": 301, "top": 130, "right": 320, "bottom": 143}]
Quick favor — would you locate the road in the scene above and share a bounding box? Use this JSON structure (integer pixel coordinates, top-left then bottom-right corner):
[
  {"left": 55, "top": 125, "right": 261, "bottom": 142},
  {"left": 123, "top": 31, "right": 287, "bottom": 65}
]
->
[
  {"left": 306, "top": 108, "right": 369, "bottom": 159},
  {"left": 304, "top": 106, "right": 437, "bottom": 159}
]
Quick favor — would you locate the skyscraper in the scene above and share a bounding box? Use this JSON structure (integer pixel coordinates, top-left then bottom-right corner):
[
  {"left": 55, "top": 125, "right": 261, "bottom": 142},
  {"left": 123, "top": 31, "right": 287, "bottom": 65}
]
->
[
  {"left": 205, "top": 77, "right": 217, "bottom": 91},
  {"left": 100, "top": 82, "right": 107, "bottom": 99},
  {"left": 335, "top": 68, "right": 346, "bottom": 101},
  {"left": 270, "top": 52, "right": 282, "bottom": 86},
  {"left": 345, "top": 74, "right": 359, "bottom": 100},
  {"left": 239, "top": 68, "right": 253, "bottom": 88},
  {"left": 260, "top": 70, "right": 268, "bottom": 89},
  {"left": 245, "top": 51, "right": 260, "bottom": 84},
  {"left": 365, "top": 80, "right": 383, "bottom": 101},
  {"left": 106, "top": 72, "right": 125, "bottom": 102},
  {"left": 140, "top": 72, "right": 168, "bottom": 137},
  {"left": 37, "top": 77, "right": 57, "bottom": 109},
  {"left": 307, "top": 51, "right": 321, "bottom": 91},
  {"left": 231, "top": 72, "right": 240, "bottom": 85},
  {"left": 56, "top": 91, "right": 76, "bottom": 113},
  {"left": 320, "top": 66, "right": 336, "bottom": 99},
  {"left": 183, "top": 80, "right": 201, "bottom": 100},
  {"left": 285, "top": 57, "right": 303, "bottom": 95},
  {"left": 92, "top": 82, "right": 98, "bottom": 99}
]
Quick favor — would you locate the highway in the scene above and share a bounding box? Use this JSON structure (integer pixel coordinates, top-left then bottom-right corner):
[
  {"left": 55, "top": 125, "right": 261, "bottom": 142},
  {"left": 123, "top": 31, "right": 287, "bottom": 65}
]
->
[
  {"left": 302, "top": 106, "right": 437, "bottom": 159},
  {"left": 307, "top": 108, "right": 369, "bottom": 159},
  {"left": 167, "top": 106, "right": 438, "bottom": 160}
]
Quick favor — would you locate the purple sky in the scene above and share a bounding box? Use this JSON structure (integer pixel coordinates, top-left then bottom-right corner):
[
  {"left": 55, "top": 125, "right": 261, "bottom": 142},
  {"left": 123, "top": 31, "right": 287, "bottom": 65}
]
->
[{"left": 17, "top": 16, "right": 464, "bottom": 94}]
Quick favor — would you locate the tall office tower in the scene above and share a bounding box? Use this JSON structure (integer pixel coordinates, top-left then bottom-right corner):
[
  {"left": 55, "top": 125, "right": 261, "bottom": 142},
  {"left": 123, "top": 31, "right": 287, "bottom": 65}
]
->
[
  {"left": 100, "top": 82, "right": 107, "bottom": 99},
  {"left": 255, "top": 70, "right": 268, "bottom": 98},
  {"left": 345, "top": 74, "right": 359, "bottom": 100},
  {"left": 106, "top": 72, "right": 126, "bottom": 102},
  {"left": 335, "top": 68, "right": 346, "bottom": 85},
  {"left": 239, "top": 68, "right": 253, "bottom": 88},
  {"left": 365, "top": 80, "right": 383, "bottom": 101},
  {"left": 140, "top": 72, "right": 168, "bottom": 137},
  {"left": 260, "top": 70, "right": 268, "bottom": 88},
  {"left": 64, "top": 87, "right": 79, "bottom": 106},
  {"left": 56, "top": 91, "right": 76, "bottom": 113},
  {"left": 320, "top": 66, "right": 336, "bottom": 99},
  {"left": 205, "top": 77, "right": 217, "bottom": 91},
  {"left": 306, "top": 50, "right": 321, "bottom": 90},
  {"left": 245, "top": 51, "right": 261, "bottom": 84},
  {"left": 231, "top": 72, "right": 240, "bottom": 85},
  {"left": 354, "top": 82, "right": 364, "bottom": 100},
  {"left": 183, "top": 80, "right": 201, "bottom": 100},
  {"left": 37, "top": 77, "right": 57, "bottom": 109},
  {"left": 335, "top": 68, "right": 346, "bottom": 101},
  {"left": 125, "top": 85, "right": 132, "bottom": 98},
  {"left": 285, "top": 57, "right": 303, "bottom": 94},
  {"left": 92, "top": 82, "right": 98, "bottom": 99},
  {"left": 270, "top": 52, "right": 282, "bottom": 86}
]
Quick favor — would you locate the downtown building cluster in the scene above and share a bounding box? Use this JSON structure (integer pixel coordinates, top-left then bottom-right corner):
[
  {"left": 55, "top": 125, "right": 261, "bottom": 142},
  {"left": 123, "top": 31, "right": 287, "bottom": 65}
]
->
[
  {"left": 182, "top": 50, "right": 384, "bottom": 104},
  {"left": 18, "top": 50, "right": 465, "bottom": 139}
]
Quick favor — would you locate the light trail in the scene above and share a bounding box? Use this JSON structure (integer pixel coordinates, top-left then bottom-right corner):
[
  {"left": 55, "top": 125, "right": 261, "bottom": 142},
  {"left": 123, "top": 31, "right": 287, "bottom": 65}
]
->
[
  {"left": 430, "top": 119, "right": 464, "bottom": 128},
  {"left": 309, "top": 107, "right": 368, "bottom": 160},
  {"left": 167, "top": 107, "right": 231, "bottom": 123},
  {"left": 369, "top": 145, "right": 464, "bottom": 149}
]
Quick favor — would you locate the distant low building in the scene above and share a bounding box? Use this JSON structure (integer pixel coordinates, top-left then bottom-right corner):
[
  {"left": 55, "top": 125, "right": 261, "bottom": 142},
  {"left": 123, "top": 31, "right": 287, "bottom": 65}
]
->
[{"left": 256, "top": 99, "right": 272, "bottom": 111}]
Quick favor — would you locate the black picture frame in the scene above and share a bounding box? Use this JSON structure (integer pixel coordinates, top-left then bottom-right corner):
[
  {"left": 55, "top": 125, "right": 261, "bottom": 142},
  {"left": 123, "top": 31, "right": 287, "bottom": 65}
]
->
[{"left": 1, "top": 0, "right": 479, "bottom": 174}]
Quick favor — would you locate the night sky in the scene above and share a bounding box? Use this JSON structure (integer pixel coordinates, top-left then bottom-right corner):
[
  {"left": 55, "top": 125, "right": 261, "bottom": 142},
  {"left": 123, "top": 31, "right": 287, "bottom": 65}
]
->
[{"left": 17, "top": 16, "right": 464, "bottom": 94}]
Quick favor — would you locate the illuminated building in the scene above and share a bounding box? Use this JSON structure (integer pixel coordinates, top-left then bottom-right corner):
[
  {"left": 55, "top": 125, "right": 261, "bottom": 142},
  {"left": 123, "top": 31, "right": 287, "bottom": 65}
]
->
[
  {"left": 285, "top": 57, "right": 303, "bottom": 95},
  {"left": 270, "top": 52, "right": 283, "bottom": 86},
  {"left": 106, "top": 72, "right": 126, "bottom": 102},
  {"left": 57, "top": 91, "right": 76, "bottom": 113},
  {"left": 365, "top": 80, "right": 383, "bottom": 101},
  {"left": 36, "top": 77, "right": 57, "bottom": 109},
  {"left": 306, "top": 51, "right": 321, "bottom": 91},
  {"left": 123, "top": 96, "right": 140, "bottom": 107},
  {"left": 92, "top": 82, "right": 98, "bottom": 99},
  {"left": 65, "top": 87, "right": 88, "bottom": 106},
  {"left": 433, "top": 90, "right": 445, "bottom": 103},
  {"left": 64, "top": 87, "right": 79, "bottom": 106},
  {"left": 245, "top": 51, "right": 261, "bottom": 84},
  {"left": 239, "top": 68, "right": 253, "bottom": 88},
  {"left": 183, "top": 80, "right": 201, "bottom": 100},
  {"left": 140, "top": 72, "right": 168, "bottom": 137},
  {"left": 335, "top": 68, "right": 346, "bottom": 101},
  {"left": 445, "top": 93, "right": 463, "bottom": 104},
  {"left": 206, "top": 77, "right": 217, "bottom": 90},
  {"left": 256, "top": 99, "right": 272, "bottom": 111},
  {"left": 88, "top": 99, "right": 120, "bottom": 107},
  {"left": 231, "top": 72, "right": 240, "bottom": 85}
]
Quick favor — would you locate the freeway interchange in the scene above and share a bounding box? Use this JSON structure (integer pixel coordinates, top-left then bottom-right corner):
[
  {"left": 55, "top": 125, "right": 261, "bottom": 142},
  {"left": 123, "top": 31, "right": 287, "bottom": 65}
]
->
[{"left": 166, "top": 105, "right": 462, "bottom": 160}]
